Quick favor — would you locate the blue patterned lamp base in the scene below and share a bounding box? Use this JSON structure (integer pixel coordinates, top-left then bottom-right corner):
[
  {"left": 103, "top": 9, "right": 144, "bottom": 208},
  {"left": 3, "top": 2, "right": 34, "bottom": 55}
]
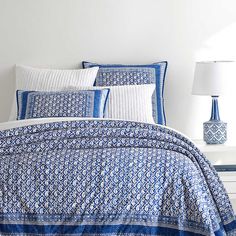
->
[{"left": 203, "top": 121, "right": 227, "bottom": 144}]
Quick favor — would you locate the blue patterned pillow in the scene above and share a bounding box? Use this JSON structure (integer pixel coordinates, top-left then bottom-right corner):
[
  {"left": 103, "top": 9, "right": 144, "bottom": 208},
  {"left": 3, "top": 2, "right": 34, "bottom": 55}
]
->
[
  {"left": 16, "top": 89, "right": 110, "bottom": 120},
  {"left": 82, "top": 61, "right": 167, "bottom": 125}
]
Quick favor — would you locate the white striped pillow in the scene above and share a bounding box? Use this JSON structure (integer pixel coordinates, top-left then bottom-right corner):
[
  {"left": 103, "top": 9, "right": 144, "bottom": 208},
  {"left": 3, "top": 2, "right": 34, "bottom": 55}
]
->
[
  {"left": 9, "top": 65, "right": 99, "bottom": 120},
  {"left": 104, "top": 84, "right": 155, "bottom": 123}
]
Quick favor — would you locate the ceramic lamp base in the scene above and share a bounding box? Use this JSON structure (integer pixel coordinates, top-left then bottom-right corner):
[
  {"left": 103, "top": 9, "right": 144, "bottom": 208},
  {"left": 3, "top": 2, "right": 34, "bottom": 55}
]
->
[{"left": 203, "top": 121, "right": 227, "bottom": 144}]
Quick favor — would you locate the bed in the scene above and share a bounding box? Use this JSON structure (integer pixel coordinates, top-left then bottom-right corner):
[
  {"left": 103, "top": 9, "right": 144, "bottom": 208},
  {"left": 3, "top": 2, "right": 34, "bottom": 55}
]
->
[{"left": 0, "top": 64, "right": 236, "bottom": 235}]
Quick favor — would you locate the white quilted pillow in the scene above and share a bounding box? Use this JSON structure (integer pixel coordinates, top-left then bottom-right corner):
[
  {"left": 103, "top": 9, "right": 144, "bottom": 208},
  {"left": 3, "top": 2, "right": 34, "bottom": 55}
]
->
[
  {"left": 9, "top": 65, "right": 99, "bottom": 120},
  {"left": 105, "top": 84, "right": 155, "bottom": 123}
]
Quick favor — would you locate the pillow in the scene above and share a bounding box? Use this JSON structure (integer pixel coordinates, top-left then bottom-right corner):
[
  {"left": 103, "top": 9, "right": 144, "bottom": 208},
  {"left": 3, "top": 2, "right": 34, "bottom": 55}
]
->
[
  {"left": 82, "top": 61, "right": 167, "bottom": 125},
  {"left": 9, "top": 65, "right": 99, "bottom": 120},
  {"left": 16, "top": 89, "right": 109, "bottom": 120},
  {"left": 104, "top": 84, "right": 155, "bottom": 123}
]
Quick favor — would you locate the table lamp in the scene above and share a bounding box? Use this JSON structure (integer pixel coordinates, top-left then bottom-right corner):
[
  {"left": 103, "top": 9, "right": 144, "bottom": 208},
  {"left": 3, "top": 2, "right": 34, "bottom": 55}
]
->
[{"left": 192, "top": 61, "right": 231, "bottom": 144}]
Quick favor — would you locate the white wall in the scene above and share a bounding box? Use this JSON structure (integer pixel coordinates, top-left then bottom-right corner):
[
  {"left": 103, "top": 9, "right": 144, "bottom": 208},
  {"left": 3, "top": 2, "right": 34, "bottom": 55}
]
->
[{"left": 0, "top": 0, "right": 236, "bottom": 142}]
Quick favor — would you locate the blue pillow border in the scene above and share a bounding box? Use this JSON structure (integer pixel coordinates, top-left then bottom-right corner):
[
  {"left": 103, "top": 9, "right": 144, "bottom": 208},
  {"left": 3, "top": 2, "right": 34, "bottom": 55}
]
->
[
  {"left": 16, "top": 89, "right": 110, "bottom": 120},
  {"left": 82, "top": 61, "right": 168, "bottom": 125},
  {"left": 93, "top": 89, "right": 110, "bottom": 118}
]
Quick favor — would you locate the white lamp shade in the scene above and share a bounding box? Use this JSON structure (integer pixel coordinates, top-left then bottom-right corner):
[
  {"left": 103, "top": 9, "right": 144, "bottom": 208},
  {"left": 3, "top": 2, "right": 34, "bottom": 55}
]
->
[{"left": 192, "top": 61, "right": 232, "bottom": 96}]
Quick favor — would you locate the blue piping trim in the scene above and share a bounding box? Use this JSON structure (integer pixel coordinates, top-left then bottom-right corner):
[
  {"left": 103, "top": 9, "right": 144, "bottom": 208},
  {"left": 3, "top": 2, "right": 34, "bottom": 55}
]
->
[
  {"left": 160, "top": 61, "right": 168, "bottom": 125},
  {"left": 16, "top": 90, "right": 20, "bottom": 119},
  {"left": 103, "top": 88, "right": 110, "bottom": 117}
]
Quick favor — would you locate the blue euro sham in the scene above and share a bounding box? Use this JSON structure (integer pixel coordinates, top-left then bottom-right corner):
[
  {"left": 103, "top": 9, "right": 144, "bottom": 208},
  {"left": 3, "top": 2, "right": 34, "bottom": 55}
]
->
[
  {"left": 82, "top": 61, "right": 168, "bottom": 125},
  {"left": 0, "top": 119, "right": 235, "bottom": 235},
  {"left": 16, "top": 89, "right": 110, "bottom": 119}
]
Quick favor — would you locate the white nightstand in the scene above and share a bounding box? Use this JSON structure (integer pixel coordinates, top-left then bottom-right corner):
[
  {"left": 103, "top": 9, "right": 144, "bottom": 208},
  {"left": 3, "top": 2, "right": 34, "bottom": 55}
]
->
[{"left": 193, "top": 140, "right": 236, "bottom": 212}]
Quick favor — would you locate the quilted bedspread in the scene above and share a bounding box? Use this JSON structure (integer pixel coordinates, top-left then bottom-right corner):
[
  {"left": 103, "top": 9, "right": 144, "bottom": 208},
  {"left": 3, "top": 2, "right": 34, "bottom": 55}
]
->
[{"left": 0, "top": 119, "right": 235, "bottom": 235}]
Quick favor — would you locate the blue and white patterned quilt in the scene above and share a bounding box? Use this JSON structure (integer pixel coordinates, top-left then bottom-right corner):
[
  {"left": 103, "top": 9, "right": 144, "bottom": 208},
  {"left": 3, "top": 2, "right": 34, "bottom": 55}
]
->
[{"left": 0, "top": 119, "right": 236, "bottom": 235}]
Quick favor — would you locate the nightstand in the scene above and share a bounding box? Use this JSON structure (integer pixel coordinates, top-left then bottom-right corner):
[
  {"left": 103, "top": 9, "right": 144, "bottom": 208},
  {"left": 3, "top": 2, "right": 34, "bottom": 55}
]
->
[{"left": 193, "top": 140, "right": 236, "bottom": 212}]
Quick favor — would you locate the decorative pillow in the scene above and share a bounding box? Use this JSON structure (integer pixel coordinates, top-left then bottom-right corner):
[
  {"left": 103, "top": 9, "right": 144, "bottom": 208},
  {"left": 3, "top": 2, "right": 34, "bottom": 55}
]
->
[
  {"left": 16, "top": 89, "right": 109, "bottom": 120},
  {"left": 9, "top": 65, "right": 99, "bottom": 120},
  {"left": 104, "top": 84, "right": 156, "bottom": 123},
  {"left": 82, "top": 61, "right": 167, "bottom": 125}
]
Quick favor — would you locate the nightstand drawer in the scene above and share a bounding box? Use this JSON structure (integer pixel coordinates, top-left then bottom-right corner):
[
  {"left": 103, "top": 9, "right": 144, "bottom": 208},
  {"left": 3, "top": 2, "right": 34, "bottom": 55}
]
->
[
  {"left": 219, "top": 172, "right": 236, "bottom": 182},
  {"left": 228, "top": 194, "right": 236, "bottom": 212},
  {"left": 223, "top": 182, "right": 236, "bottom": 194},
  {"left": 218, "top": 172, "right": 236, "bottom": 194}
]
